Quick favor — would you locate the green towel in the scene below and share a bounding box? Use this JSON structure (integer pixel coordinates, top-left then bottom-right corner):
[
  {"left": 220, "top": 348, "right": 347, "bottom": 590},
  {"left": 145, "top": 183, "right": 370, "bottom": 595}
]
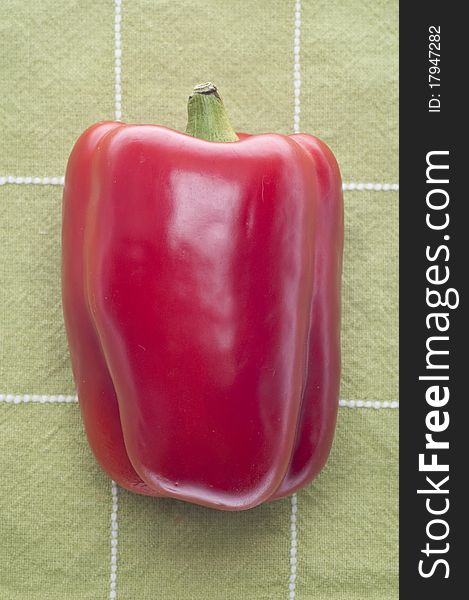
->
[{"left": 0, "top": 1, "right": 398, "bottom": 598}]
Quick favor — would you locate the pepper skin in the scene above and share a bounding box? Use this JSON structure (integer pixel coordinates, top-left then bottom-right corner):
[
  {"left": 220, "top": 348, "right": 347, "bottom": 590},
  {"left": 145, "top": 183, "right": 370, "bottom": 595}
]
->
[{"left": 62, "top": 117, "right": 343, "bottom": 510}]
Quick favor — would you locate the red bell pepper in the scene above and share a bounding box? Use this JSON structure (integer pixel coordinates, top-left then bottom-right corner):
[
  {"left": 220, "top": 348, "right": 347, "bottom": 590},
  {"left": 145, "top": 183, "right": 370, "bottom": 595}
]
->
[{"left": 62, "top": 83, "right": 343, "bottom": 510}]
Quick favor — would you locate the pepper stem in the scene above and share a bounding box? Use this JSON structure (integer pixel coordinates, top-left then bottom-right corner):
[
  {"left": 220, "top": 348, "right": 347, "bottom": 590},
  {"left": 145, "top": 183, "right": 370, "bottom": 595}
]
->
[{"left": 185, "top": 83, "right": 239, "bottom": 142}]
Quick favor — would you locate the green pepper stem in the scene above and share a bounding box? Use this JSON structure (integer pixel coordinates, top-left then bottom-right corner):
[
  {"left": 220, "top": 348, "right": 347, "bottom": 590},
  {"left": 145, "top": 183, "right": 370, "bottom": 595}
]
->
[{"left": 185, "top": 83, "right": 239, "bottom": 142}]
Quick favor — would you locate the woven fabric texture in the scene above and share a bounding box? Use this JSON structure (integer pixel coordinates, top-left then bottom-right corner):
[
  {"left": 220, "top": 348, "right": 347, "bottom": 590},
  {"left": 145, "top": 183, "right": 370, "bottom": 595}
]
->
[{"left": 0, "top": 1, "right": 398, "bottom": 599}]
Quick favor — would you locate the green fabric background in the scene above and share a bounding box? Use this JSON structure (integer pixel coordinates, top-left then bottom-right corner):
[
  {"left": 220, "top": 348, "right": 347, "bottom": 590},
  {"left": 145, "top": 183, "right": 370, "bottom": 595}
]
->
[{"left": 0, "top": 1, "right": 398, "bottom": 599}]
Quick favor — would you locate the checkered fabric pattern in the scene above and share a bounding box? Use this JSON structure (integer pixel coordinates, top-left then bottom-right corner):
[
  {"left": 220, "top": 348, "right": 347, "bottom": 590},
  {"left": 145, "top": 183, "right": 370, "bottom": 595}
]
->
[{"left": 0, "top": 1, "right": 398, "bottom": 599}]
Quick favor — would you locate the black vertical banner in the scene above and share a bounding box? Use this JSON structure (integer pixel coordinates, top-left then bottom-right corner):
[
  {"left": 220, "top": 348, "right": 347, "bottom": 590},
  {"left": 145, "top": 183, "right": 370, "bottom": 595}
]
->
[{"left": 400, "top": 2, "right": 466, "bottom": 598}]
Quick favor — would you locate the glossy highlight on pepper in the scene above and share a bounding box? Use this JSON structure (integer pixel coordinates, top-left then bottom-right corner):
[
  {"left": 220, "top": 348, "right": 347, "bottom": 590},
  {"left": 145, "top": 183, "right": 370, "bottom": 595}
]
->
[{"left": 62, "top": 83, "right": 343, "bottom": 510}]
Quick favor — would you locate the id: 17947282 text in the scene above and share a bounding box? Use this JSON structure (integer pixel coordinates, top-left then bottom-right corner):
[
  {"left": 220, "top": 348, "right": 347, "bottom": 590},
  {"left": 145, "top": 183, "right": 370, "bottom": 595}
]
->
[{"left": 428, "top": 25, "right": 441, "bottom": 112}]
